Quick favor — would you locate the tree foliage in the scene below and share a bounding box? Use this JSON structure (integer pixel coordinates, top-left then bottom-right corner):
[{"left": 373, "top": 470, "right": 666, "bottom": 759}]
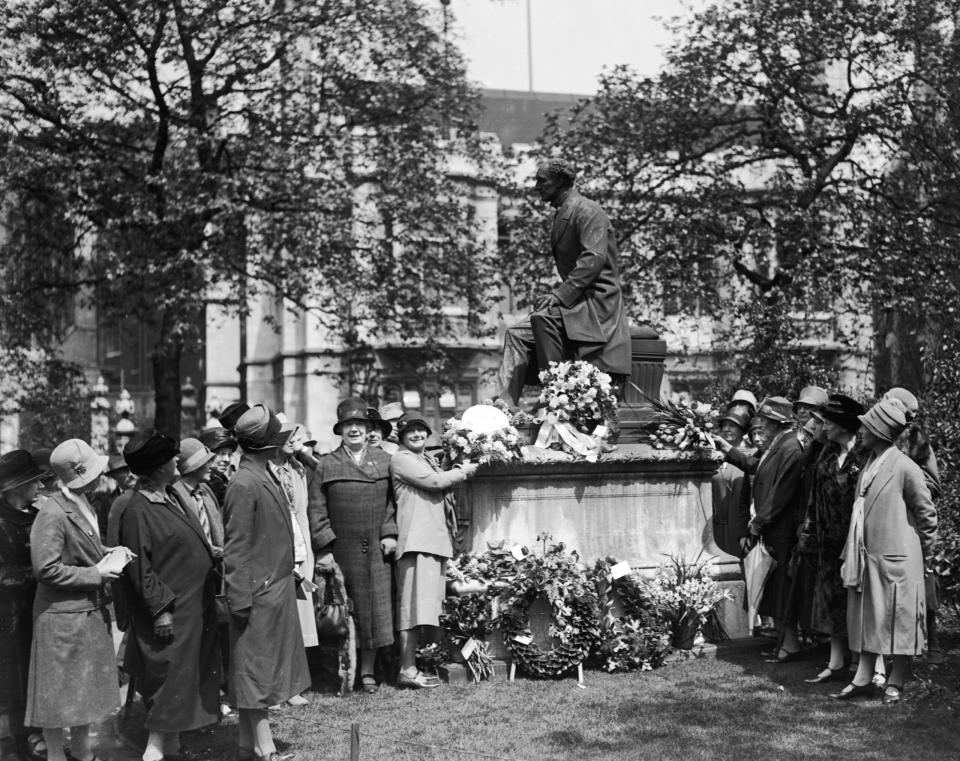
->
[{"left": 0, "top": 0, "right": 500, "bottom": 435}]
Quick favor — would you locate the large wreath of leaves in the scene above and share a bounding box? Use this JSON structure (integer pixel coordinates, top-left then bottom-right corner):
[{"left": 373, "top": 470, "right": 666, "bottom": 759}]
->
[{"left": 499, "top": 537, "right": 601, "bottom": 678}]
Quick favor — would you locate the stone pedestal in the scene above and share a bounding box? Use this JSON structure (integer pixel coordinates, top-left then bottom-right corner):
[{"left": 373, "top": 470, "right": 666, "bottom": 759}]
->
[{"left": 619, "top": 327, "right": 667, "bottom": 443}]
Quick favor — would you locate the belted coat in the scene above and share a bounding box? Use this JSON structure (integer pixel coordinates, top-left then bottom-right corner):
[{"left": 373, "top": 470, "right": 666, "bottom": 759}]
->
[
  {"left": 308, "top": 445, "right": 397, "bottom": 650},
  {"left": 223, "top": 455, "right": 310, "bottom": 709},
  {"left": 548, "top": 188, "right": 632, "bottom": 375}
]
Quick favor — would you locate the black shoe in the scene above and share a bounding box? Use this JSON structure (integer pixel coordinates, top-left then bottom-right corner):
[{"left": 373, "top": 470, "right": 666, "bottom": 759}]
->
[
  {"left": 829, "top": 682, "right": 877, "bottom": 701},
  {"left": 765, "top": 648, "right": 802, "bottom": 663},
  {"left": 806, "top": 665, "right": 848, "bottom": 683}
]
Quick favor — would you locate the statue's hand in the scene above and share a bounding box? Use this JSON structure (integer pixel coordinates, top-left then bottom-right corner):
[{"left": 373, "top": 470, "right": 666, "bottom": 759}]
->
[{"left": 534, "top": 294, "right": 559, "bottom": 312}]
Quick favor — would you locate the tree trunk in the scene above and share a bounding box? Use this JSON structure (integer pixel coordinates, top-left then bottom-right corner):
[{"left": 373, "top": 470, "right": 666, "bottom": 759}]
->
[{"left": 152, "top": 335, "right": 183, "bottom": 438}]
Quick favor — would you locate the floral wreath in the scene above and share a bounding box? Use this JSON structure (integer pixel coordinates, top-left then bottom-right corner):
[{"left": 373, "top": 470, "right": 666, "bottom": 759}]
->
[{"left": 499, "top": 537, "right": 600, "bottom": 678}]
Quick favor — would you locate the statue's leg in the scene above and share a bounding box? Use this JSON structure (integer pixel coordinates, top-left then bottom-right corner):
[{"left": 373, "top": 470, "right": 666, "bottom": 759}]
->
[
  {"left": 496, "top": 320, "right": 537, "bottom": 406},
  {"left": 530, "top": 307, "right": 567, "bottom": 370}
]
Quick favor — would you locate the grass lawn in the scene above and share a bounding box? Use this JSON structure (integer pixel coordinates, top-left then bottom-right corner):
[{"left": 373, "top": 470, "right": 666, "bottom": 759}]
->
[{"left": 121, "top": 633, "right": 960, "bottom": 761}]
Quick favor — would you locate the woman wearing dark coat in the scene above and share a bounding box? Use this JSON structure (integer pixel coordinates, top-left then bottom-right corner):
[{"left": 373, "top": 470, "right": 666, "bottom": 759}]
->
[
  {"left": 224, "top": 405, "right": 310, "bottom": 761},
  {"left": 722, "top": 396, "right": 804, "bottom": 661},
  {"left": 117, "top": 430, "right": 220, "bottom": 761},
  {"left": 309, "top": 398, "right": 398, "bottom": 694},
  {"left": 831, "top": 400, "right": 937, "bottom": 703},
  {"left": 26, "top": 439, "right": 132, "bottom": 761},
  {"left": 796, "top": 395, "right": 866, "bottom": 684},
  {"left": 0, "top": 451, "right": 46, "bottom": 761}
]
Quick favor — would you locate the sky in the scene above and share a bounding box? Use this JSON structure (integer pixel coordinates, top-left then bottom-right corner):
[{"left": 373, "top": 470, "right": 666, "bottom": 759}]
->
[{"left": 446, "top": 0, "right": 701, "bottom": 95}]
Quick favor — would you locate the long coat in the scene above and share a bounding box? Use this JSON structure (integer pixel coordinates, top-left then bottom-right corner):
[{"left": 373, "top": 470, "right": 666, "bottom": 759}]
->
[
  {"left": 847, "top": 448, "right": 937, "bottom": 655},
  {"left": 711, "top": 462, "right": 750, "bottom": 558},
  {"left": 117, "top": 489, "right": 219, "bottom": 732},
  {"left": 25, "top": 491, "right": 118, "bottom": 728},
  {"left": 728, "top": 430, "right": 803, "bottom": 619},
  {"left": 223, "top": 455, "right": 310, "bottom": 709},
  {"left": 0, "top": 500, "right": 38, "bottom": 729},
  {"left": 548, "top": 188, "right": 632, "bottom": 376},
  {"left": 797, "top": 442, "right": 866, "bottom": 636},
  {"left": 169, "top": 480, "right": 225, "bottom": 552},
  {"left": 308, "top": 445, "right": 397, "bottom": 650}
]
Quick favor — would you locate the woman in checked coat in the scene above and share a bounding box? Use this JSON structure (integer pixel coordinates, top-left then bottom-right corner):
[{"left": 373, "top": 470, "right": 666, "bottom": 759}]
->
[{"left": 309, "top": 398, "right": 397, "bottom": 694}]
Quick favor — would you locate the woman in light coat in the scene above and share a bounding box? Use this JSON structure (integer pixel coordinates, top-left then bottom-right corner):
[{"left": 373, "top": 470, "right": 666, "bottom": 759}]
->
[
  {"left": 25, "top": 439, "right": 133, "bottom": 761},
  {"left": 390, "top": 412, "right": 477, "bottom": 689},
  {"left": 831, "top": 400, "right": 937, "bottom": 704}
]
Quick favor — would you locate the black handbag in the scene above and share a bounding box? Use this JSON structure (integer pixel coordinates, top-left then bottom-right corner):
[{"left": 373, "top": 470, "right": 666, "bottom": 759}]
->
[{"left": 313, "top": 561, "right": 352, "bottom": 639}]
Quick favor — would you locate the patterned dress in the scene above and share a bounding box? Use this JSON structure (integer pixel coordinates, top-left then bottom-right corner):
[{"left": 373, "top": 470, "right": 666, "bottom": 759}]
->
[{"left": 798, "top": 441, "right": 866, "bottom": 636}]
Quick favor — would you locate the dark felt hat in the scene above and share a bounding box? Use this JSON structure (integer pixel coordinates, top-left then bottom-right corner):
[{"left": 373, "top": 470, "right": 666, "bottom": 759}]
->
[
  {"left": 218, "top": 402, "right": 250, "bottom": 432},
  {"left": 234, "top": 404, "right": 283, "bottom": 451},
  {"left": 366, "top": 407, "right": 393, "bottom": 438},
  {"left": 0, "top": 450, "right": 46, "bottom": 492},
  {"left": 719, "top": 408, "right": 751, "bottom": 431},
  {"left": 105, "top": 454, "right": 130, "bottom": 476},
  {"left": 397, "top": 411, "right": 433, "bottom": 439},
  {"left": 30, "top": 448, "right": 55, "bottom": 479},
  {"left": 123, "top": 429, "right": 180, "bottom": 476},
  {"left": 333, "top": 397, "right": 374, "bottom": 436},
  {"left": 198, "top": 427, "right": 238, "bottom": 453},
  {"left": 820, "top": 394, "right": 865, "bottom": 432}
]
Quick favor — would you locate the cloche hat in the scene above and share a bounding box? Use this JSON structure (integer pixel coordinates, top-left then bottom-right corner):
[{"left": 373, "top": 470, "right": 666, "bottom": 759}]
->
[
  {"left": 820, "top": 394, "right": 865, "bottom": 432},
  {"left": 730, "top": 389, "right": 758, "bottom": 412},
  {"left": 50, "top": 439, "right": 110, "bottom": 490},
  {"left": 178, "top": 438, "right": 216, "bottom": 476},
  {"left": 0, "top": 450, "right": 46, "bottom": 492},
  {"left": 397, "top": 411, "right": 433, "bottom": 438},
  {"left": 198, "top": 427, "right": 238, "bottom": 453},
  {"left": 333, "top": 397, "right": 374, "bottom": 436},
  {"left": 882, "top": 388, "right": 919, "bottom": 421},
  {"left": 124, "top": 429, "right": 180, "bottom": 476},
  {"left": 794, "top": 386, "right": 829, "bottom": 410},
  {"left": 757, "top": 396, "right": 794, "bottom": 424},
  {"left": 719, "top": 408, "right": 751, "bottom": 431},
  {"left": 234, "top": 404, "right": 282, "bottom": 451},
  {"left": 218, "top": 402, "right": 250, "bottom": 433},
  {"left": 367, "top": 408, "right": 393, "bottom": 439},
  {"left": 858, "top": 399, "right": 907, "bottom": 443}
]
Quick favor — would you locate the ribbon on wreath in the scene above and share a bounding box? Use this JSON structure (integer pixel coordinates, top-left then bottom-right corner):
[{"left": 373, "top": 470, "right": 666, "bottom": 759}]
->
[{"left": 534, "top": 412, "right": 604, "bottom": 462}]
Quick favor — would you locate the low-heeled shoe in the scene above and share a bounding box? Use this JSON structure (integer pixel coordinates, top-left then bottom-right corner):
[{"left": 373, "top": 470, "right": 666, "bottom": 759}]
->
[{"left": 829, "top": 682, "right": 876, "bottom": 701}]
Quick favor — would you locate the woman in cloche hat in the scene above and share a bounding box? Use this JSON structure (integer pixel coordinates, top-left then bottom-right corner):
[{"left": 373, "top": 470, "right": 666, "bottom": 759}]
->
[
  {"left": 830, "top": 400, "right": 938, "bottom": 704},
  {"left": 25, "top": 439, "right": 134, "bottom": 761},
  {"left": 309, "top": 398, "right": 398, "bottom": 694},
  {"left": 0, "top": 451, "right": 47, "bottom": 761},
  {"left": 390, "top": 411, "right": 479, "bottom": 688}
]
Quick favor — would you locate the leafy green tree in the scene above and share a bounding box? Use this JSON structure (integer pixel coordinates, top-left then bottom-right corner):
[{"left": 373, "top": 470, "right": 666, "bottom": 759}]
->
[{"left": 0, "top": 0, "right": 499, "bottom": 436}]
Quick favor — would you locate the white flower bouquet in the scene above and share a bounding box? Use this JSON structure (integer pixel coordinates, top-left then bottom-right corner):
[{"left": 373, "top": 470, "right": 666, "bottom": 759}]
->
[
  {"left": 440, "top": 416, "right": 524, "bottom": 467},
  {"left": 538, "top": 360, "right": 618, "bottom": 434}
]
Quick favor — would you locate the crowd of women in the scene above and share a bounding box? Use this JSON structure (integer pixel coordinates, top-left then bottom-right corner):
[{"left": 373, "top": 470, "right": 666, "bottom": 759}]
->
[
  {"left": 0, "top": 397, "right": 478, "bottom": 761},
  {"left": 711, "top": 386, "right": 940, "bottom": 704}
]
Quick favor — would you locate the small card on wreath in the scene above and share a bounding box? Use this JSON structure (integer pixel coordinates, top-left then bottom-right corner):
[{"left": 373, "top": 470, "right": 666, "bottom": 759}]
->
[
  {"left": 513, "top": 634, "right": 533, "bottom": 645},
  {"left": 510, "top": 544, "right": 526, "bottom": 561},
  {"left": 460, "top": 637, "right": 478, "bottom": 660},
  {"left": 610, "top": 561, "right": 632, "bottom": 580}
]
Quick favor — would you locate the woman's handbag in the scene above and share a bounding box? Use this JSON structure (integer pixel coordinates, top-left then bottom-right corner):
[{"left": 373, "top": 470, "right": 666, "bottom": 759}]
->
[{"left": 313, "top": 561, "right": 352, "bottom": 639}]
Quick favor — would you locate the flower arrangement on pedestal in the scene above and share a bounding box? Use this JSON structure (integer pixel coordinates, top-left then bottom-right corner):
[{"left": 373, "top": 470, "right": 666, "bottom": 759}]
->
[
  {"left": 645, "top": 396, "right": 719, "bottom": 457},
  {"left": 534, "top": 361, "right": 618, "bottom": 460},
  {"left": 440, "top": 405, "right": 524, "bottom": 467},
  {"left": 644, "top": 553, "right": 731, "bottom": 649}
]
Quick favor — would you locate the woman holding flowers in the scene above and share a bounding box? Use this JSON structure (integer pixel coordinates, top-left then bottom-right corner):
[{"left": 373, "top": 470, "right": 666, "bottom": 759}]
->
[{"left": 391, "top": 412, "right": 477, "bottom": 689}]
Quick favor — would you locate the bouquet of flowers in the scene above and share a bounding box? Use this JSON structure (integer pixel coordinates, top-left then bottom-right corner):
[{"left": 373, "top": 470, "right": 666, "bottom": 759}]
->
[
  {"left": 643, "top": 553, "right": 731, "bottom": 649},
  {"left": 538, "top": 360, "right": 618, "bottom": 434},
  {"left": 440, "top": 416, "right": 524, "bottom": 467},
  {"left": 645, "top": 395, "right": 719, "bottom": 454},
  {"left": 483, "top": 398, "right": 537, "bottom": 426}
]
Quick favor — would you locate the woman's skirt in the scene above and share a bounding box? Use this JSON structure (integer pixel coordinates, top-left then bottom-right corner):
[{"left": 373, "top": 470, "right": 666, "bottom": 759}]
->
[
  {"left": 396, "top": 553, "right": 446, "bottom": 631},
  {"left": 25, "top": 608, "right": 118, "bottom": 728}
]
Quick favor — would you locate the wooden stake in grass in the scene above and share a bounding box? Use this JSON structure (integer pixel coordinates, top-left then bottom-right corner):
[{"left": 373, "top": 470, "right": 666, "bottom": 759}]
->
[{"left": 350, "top": 722, "right": 360, "bottom": 761}]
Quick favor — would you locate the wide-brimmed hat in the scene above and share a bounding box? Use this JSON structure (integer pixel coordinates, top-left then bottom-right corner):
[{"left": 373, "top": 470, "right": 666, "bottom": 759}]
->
[
  {"left": 397, "top": 411, "right": 433, "bottom": 439},
  {"left": 730, "top": 389, "right": 758, "bottom": 412},
  {"left": 757, "top": 396, "right": 794, "bottom": 424},
  {"left": 178, "top": 438, "right": 216, "bottom": 476},
  {"left": 333, "top": 397, "right": 374, "bottom": 436},
  {"left": 719, "top": 408, "right": 751, "bottom": 431},
  {"left": 820, "top": 394, "right": 865, "bottom": 432},
  {"left": 50, "top": 439, "right": 110, "bottom": 490},
  {"left": 858, "top": 400, "right": 907, "bottom": 443},
  {"left": 0, "top": 450, "right": 46, "bottom": 492},
  {"left": 218, "top": 402, "right": 250, "bottom": 433},
  {"left": 367, "top": 408, "right": 393, "bottom": 438},
  {"left": 124, "top": 429, "right": 180, "bottom": 476},
  {"left": 198, "top": 427, "right": 238, "bottom": 454},
  {"left": 30, "top": 448, "right": 55, "bottom": 480},
  {"left": 794, "top": 386, "right": 829, "bottom": 410},
  {"left": 234, "top": 404, "right": 282, "bottom": 451},
  {"left": 883, "top": 387, "right": 919, "bottom": 420}
]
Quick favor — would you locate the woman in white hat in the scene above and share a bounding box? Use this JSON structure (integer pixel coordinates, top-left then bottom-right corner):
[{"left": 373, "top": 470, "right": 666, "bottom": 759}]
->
[
  {"left": 831, "top": 400, "right": 937, "bottom": 703},
  {"left": 25, "top": 439, "right": 134, "bottom": 761}
]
